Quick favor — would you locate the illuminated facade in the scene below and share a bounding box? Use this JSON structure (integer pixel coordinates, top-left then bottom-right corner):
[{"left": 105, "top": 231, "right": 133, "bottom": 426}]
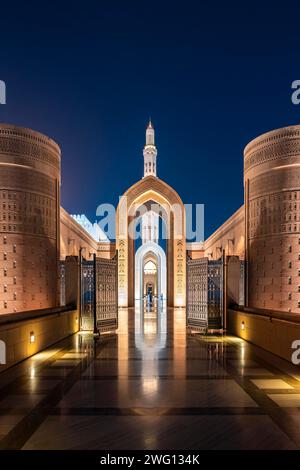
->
[
  {"left": 1, "top": 122, "right": 300, "bottom": 314},
  {"left": 71, "top": 214, "right": 109, "bottom": 242},
  {"left": 202, "top": 125, "right": 300, "bottom": 314},
  {"left": 116, "top": 121, "right": 186, "bottom": 307},
  {"left": 135, "top": 241, "right": 167, "bottom": 301},
  {"left": 245, "top": 126, "right": 300, "bottom": 312},
  {"left": 0, "top": 125, "right": 60, "bottom": 314}
]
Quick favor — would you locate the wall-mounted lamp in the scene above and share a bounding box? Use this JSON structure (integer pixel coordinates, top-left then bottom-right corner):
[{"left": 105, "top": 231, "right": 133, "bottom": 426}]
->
[
  {"left": 30, "top": 331, "right": 35, "bottom": 343},
  {"left": 241, "top": 321, "right": 245, "bottom": 331}
]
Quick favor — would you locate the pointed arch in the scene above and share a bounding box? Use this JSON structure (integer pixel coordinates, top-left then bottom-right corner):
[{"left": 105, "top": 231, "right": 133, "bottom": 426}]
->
[
  {"left": 135, "top": 241, "right": 167, "bottom": 301},
  {"left": 116, "top": 176, "right": 186, "bottom": 307}
]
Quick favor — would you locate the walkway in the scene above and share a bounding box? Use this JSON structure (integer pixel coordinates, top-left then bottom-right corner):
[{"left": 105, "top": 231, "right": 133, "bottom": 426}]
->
[{"left": 0, "top": 307, "right": 300, "bottom": 449}]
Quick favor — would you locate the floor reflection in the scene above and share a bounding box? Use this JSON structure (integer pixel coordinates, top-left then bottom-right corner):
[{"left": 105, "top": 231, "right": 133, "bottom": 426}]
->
[
  {"left": 134, "top": 300, "right": 167, "bottom": 353},
  {"left": 0, "top": 307, "right": 300, "bottom": 450}
]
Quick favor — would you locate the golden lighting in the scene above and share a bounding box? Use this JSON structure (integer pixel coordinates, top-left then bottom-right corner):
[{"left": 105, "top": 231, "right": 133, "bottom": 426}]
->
[
  {"left": 144, "top": 260, "right": 157, "bottom": 274},
  {"left": 142, "top": 376, "right": 158, "bottom": 394},
  {"left": 226, "top": 336, "right": 244, "bottom": 344},
  {"left": 30, "top": 366, "right": 35, "bottom": 379},
  {"left": 144, "top": 319, "right": 157, "bottom": 335},
  {"left": 173, "top": 308, "right": 186, "bottom": 378},
  {"left": 240, "top": 345, "right": 245, "bottom": 361},
  {"left": 77, "top": 331, "right": 93, "bottom": 336},
  {"left": 241, "top": 321, "right": 245, "bottom": 330},
  {"left": 31, "top": 349, "right": 58, "bottom": 362},
  {"left": 30, "top": 331, "right": 35, "bottom": 344}
]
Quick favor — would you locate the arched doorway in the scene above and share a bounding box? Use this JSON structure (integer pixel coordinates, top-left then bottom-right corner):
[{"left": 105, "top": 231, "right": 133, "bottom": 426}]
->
[
  {"left": 116, "top": 176, "right": 186, "bottom": 307},
  {"left": 135, "top": 241, "right": 167, "bottom": 301}
]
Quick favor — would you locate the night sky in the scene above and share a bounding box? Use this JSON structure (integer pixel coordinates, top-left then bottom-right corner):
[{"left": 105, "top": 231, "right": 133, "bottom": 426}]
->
[{"left": 1, "top": 1, "right": 300, "bottom": 238}]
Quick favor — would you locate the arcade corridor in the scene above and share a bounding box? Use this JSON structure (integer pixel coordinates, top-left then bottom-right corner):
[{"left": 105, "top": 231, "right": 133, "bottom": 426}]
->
[{"left": 0, "top": 308, "right": 300, "bottom": 450}]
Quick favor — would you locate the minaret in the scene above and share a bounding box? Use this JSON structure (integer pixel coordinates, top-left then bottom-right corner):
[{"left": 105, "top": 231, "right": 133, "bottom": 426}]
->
[{"left": 143, "top": 119, "right": 157, "bottom": 177}]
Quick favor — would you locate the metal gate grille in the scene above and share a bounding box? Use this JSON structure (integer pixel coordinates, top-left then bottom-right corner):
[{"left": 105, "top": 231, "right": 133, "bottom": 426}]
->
[
  {"left": 186, "top": 258, "right": 208, "bottom": 331},
  {"left": 187, "top": 257, "right": 224, "bottom": 331},
  {"left": 80, "top": 256, "right": 118, "bottom": 332},
  {"left": 59, "top": 260, "right": 65, "bottom": 306},
  {"left": 81, "top": 259, "right": 94, "bottom": 331},
  {"left": 239, "top": 260, "right": 245, "bottom": 306},
  {"left": 207, "top": 260, "right": 223, "bottom": 329},
  {"left": 95, "top": 257, "right": 118, "bottom": 332}
]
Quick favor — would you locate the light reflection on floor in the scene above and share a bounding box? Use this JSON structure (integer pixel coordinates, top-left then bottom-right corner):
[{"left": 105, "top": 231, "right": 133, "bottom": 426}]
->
[{"left": 0, "top": 306, "right": 300, "bottom": 450}]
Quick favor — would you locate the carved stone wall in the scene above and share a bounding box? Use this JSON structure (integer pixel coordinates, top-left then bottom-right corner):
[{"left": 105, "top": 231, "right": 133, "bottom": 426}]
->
[
  {"left": 203, "top": 206, "right": 245, "bottom": 260},
  {"left": 0, "top": 125, "right": 61, "bottom": 313},
  {"left": 60, "top": 207, "right": 115, "bottom": 261},
  {"left": 244, "top": 125, "right": 300, "bottom": 312}
]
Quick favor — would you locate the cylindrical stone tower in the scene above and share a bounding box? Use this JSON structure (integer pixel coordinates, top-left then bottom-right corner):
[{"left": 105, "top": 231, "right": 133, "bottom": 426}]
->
[
  {"left": 244, "top": 125, "right": 300, "bottom": 313},
  {"left": 0, "top": 124, "right": 61, "bottom": 313}
]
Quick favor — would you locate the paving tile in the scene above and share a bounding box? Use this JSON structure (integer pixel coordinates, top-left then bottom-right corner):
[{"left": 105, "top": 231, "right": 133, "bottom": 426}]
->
[
  {"left": 22, "top": 415, "right": 296, "bottom": 450},
  {"left": 1, "top": 308, "right": 300, "bottom": 450},
  {"left": 268, "top": 394, "right": 300, "bottom": 407},
  {"left": 251, "top": 379, "right": 293, "bottom": 390}
]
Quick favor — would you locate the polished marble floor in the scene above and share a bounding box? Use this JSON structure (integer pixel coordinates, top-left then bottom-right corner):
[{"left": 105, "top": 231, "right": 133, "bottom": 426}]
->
[{"left": 0, "top": 306, "right": 300, "bottom": 450}]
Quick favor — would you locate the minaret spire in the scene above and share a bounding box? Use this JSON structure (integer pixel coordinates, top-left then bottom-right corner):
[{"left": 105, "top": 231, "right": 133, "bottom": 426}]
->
[{"left": 143, "top": 118, "right": 157, "bottom": 177}]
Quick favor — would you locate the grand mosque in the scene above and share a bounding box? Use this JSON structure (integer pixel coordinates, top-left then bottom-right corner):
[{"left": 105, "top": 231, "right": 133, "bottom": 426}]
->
[
  {"left": 1, "top": 120, "right": 300, "bottom": 366},
  {"left": 1, "top": 119, "right": 300, "bottom": 451}
]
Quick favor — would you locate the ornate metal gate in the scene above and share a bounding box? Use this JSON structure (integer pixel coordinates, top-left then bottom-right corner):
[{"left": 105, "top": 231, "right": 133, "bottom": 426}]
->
[
  {"left": 239, "top": 260, "right": 245, "bottom": 306},
  {"left": 59, "top": 260, "right": 66, "bottom": 306},
  {"left": 187, "top": 257, "right": 224, "bottom": 332},
  {"left": 207, "top": 260, "right": 224, "bottom": 329},
  {"left": 186, "top": 258, "right": 208, "bottom": 331},
  {"left": 95, "top": 256, "right": 118, "bottom": 332},
  {"left": 80, "top": 256, "right": 118, "bottom": 332},
  {"left": 81, "top": 259, "right": 94, "bottom": 331}
]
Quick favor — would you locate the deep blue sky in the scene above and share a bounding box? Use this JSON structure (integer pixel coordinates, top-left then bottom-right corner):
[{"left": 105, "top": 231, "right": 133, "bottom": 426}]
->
[{"left": 1, "top": 1, "right": 300, "bottom": 238}]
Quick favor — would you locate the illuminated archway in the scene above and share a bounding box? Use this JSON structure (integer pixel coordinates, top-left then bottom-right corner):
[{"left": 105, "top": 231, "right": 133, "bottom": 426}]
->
[
  {"left": 116, "top": 175, "right": 186, "bottom": 307},
  {"left": 135, "top": 241, "right": 167, "bottom": 301}
]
